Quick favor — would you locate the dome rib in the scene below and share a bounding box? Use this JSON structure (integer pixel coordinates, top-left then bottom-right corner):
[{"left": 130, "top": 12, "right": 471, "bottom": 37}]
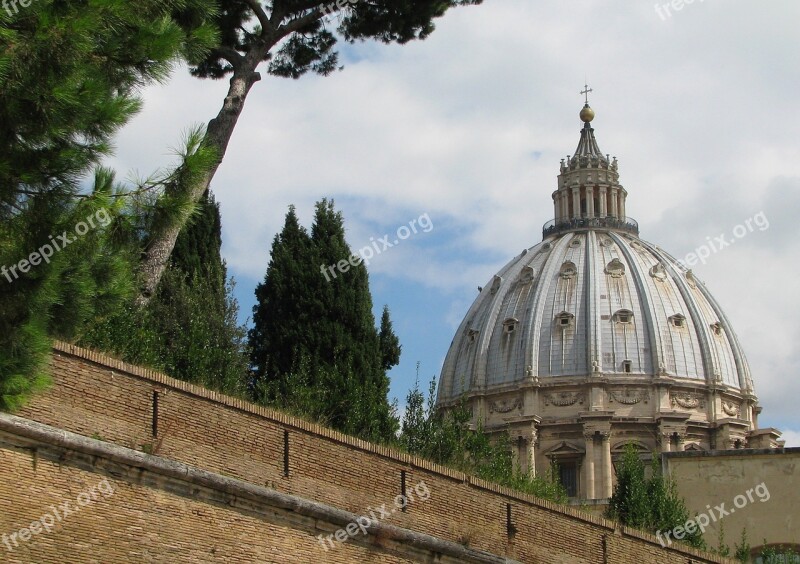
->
[
  {"left": 574, "top": 122, "right": 608, "bottom": 162},
  {"left": 585, "top": 232, "right": 601, "bottom": 378},
  {"left": 609, "top": 233, "right": 660, "bottom": 375}
]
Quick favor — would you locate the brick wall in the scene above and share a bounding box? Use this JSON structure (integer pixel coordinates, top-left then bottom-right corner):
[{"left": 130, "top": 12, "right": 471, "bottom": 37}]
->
[
  {"left": 11, "top": 342, "right": 731, "bottom": 563},
  {"left": 0, "top": 441, "right": 417, "bottom": 563}
]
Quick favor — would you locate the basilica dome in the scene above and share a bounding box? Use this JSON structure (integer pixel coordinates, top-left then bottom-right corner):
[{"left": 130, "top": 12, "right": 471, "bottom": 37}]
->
[{"left": 436, "top": 97, "right": 780, "bottom": 500}]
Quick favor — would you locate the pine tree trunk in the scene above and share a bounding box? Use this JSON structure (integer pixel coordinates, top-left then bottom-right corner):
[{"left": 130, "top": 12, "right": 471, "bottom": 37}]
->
[{"left": 135, "top": 47, "right": 266, "bottom": 307}]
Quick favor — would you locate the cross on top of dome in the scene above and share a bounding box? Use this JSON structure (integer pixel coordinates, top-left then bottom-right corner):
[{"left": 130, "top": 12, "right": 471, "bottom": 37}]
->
[{"left": 580, "top": 83, "right": 595, "bottom": 124}]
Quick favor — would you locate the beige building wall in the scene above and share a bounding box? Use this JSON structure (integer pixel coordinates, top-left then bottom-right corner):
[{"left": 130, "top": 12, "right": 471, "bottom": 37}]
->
[{"left": 663, "top": 449, "right": 800, "bottom": 553}]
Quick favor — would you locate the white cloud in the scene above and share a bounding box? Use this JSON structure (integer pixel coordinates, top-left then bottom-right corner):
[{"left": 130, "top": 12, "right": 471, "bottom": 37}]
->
[
  {"left": 779, "top": 429, "right": 800, "bottom": 448},
  {"left": 106, "top": 0, "right": 800, "bottom": 430}
]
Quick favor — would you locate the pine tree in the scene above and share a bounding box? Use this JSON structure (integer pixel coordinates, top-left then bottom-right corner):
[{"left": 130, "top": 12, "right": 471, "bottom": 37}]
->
[
  {"left": 607, "top": 444, "right": 652, "bottom": 529},
  {"left": 0, "top": 0, "right": 218, "bottom": 410},
  {"left": 136, "top": 0, "right": 483, "bottom": 303},
  {"left": 80, "top": 190, "right": 250, "bottom": 396}
]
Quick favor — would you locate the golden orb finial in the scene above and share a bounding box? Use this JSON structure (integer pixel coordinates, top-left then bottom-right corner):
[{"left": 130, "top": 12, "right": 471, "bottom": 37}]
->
[
  {"left": 580, "top": 103, "right": 595, "bottom": 123},
  {"left": 579, "top": 83, "right": 595, "bottom": 123}
]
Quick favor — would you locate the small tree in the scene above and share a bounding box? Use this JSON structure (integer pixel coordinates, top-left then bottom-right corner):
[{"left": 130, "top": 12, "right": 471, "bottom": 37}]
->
[
  {"left": 759, "top": 543, "right": 799, "bottom": 564},
  {"left": 733, "top": 528, "right": 751, "bottom": 563},
  {"left": 606, "top": 443, "right": 703, "bottom": 549},
  {"left": 399, "top": 374, "right": 568, "bottom": 504}
]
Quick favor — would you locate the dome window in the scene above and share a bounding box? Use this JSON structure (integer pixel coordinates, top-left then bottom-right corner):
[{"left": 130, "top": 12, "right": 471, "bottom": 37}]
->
[
  {"left": 605, "top": 258, "right": 625, "bottom": 278},
  {"left": 614, "top": 309, "right": 633, "bottom": 324},
  {"left": 503, "top": 318, "right": 519, "bottom": 334},
  {"left": 467, "top": 329, "right": 479, "bottom": 343},
  {"left": 710, "top": 322, "right": 723, "bottom": 336},
  {"left": 622, "top": 360, "right": 632, "bottom": 373},
  {"left": 669, "top": 314, "right": 686, "bottom": 328},
  {"left": 559, "top": 261, "right": 577, "bottom": 279},
  {"left": 555, "top": 311, "right": 575, "bottom": 328}
]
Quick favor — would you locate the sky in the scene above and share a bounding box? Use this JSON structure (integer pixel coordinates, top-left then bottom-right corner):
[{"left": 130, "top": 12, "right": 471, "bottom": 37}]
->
[{"left": 104, "top": 0, "right": 800, "bottom": 447}]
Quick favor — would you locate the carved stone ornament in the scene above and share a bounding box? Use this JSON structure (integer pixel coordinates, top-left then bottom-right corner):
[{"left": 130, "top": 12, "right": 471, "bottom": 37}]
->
[
  {"left": 489, "top": 396, "right": 523, "bottom": 414},
  {"left": 544, "top": 391, "right": 585, "bottom": 407},
  {"left": 490, "top": 275, "right": 502, "bottom": 295},
  {"left": 519, "top": 265, "right": 535, "bottom": 284},
  {"left": 608, "top": 387, "right": 649, "bottom": 405},
  {"left": 721, "top": 400, "right": 740, "bottom": 417},
  {"left": 670, "top": 391, "right": 706, "bottom": 410},
  {"left": 650, "top": 263, "right": 668, "bottom": 281}
]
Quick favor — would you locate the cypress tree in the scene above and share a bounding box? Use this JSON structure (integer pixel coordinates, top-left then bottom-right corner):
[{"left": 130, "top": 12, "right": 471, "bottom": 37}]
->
[
  {"left": 379, "top": 305, "right": 402, "bottom": 371},
  {"left": 249, "top": 205, "right": 314, "bottom": 400},
  {"left": 248, "top": 200, "right": 400, "bottom": 442},
  {"left": 606, "top": 443, "right": 704, "bottom": 549}
]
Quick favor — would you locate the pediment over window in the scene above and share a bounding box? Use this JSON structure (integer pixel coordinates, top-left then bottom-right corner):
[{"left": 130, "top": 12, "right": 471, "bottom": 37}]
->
[
  {"left": 543, "top": 441, "right": 585, "bottom": 457},
  {"left": 555, "top": 311, "right": 575, "bottom": 329},
  {"left": 669, "top": 314, "right": 686, "bottom": 328},
  {"left": 614, "top": 309, "right": 634, "bottom": 324},
  {"left": 611, "top": 440, "right": 649, "bottom": 454}
]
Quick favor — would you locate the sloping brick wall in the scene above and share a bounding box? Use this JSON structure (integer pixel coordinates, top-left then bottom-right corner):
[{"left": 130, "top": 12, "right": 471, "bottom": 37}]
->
[
  {"left": 0, "top": 414, "right": 513, "bottom": 563},
  {"left": 10, "top": 342, "right": 731, "bottom": 563}
]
